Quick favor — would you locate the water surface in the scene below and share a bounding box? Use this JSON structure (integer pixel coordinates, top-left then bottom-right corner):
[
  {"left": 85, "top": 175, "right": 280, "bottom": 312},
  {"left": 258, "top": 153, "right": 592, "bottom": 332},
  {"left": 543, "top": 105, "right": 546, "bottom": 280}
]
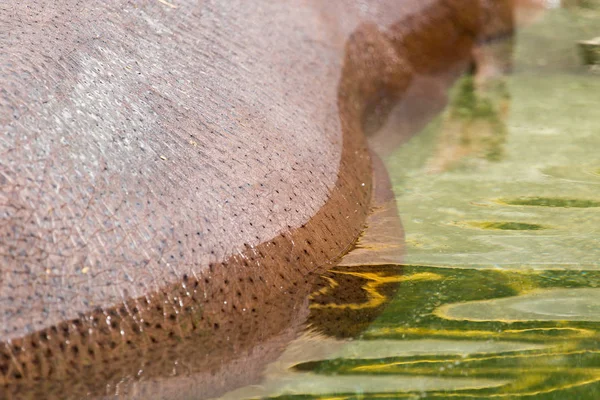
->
[{"left": 217, "top": 5, "right": 600, "bottom": 399}]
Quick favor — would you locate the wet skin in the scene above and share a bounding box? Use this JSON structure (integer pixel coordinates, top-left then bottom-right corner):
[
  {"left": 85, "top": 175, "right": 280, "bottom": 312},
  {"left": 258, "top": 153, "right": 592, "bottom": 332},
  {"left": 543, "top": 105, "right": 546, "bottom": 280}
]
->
[{"left": 0, "top": 0, "right": 522, "bottom": 398}]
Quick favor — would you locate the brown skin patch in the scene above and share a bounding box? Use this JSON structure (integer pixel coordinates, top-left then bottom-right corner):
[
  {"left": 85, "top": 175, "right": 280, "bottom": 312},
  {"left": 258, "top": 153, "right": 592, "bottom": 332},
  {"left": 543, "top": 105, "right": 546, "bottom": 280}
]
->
[{"left": 0, "top": 0, "right": 520, "bottom": 398}]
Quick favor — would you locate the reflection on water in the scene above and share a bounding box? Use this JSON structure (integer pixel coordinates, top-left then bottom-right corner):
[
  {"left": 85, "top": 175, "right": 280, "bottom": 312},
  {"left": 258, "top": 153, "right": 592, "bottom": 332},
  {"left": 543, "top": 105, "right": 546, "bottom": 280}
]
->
[
  {"left": 298, "top": 268, "right": 600, "bottom": 398},
  {"left": 220, "top": 267, "right": 600, "bottom": 399},
  {"left": 426, "top": 76, "right": 509, "bottom": 173},
  {"left": 217, "top": 4, "right": 600, "bottom": 399},
  {"left": 438, "top": 287, "right": 600, "bottom": 321}
]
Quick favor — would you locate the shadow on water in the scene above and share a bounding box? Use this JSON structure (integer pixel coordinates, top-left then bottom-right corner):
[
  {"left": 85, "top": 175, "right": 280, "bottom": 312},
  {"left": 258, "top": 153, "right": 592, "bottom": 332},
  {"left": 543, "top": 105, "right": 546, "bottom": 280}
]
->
[{"left": 217, "top": 2, "right": 600, "bottom": 399}]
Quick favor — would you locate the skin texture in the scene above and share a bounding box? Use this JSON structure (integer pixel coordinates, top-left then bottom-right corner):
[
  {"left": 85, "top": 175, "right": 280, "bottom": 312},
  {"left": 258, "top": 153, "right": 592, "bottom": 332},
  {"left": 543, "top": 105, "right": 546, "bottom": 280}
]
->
[{"left": 0, "top": 0, "right": 521, "bottom": 398}]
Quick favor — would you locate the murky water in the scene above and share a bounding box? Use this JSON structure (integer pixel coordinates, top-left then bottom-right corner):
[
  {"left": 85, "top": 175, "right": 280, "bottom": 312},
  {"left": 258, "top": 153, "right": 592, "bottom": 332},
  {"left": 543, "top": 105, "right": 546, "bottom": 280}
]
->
[{"left": 217, "top": 4, "right": 600, "bottom": 399}]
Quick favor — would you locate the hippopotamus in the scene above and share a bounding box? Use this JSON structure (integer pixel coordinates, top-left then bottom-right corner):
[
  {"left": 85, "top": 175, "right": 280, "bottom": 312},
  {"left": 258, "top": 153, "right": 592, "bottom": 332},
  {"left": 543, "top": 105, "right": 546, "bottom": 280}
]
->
[{"left": 0, "top": 0, "right": 523, "bottom": 398}]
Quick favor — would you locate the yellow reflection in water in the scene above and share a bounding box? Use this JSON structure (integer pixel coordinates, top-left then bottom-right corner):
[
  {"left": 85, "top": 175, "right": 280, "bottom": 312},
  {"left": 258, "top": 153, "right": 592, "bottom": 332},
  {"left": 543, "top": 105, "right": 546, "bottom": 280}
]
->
[{"left": 310, "top": 271, "right": 442, "bottom": 310}]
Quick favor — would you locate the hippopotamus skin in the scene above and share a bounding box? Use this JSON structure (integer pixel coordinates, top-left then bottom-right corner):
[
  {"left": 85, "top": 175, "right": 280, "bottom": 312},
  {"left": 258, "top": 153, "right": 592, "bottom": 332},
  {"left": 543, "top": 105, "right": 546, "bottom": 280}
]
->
[{"left": 0, "top": 0, "right": 518, "bottom": 398}]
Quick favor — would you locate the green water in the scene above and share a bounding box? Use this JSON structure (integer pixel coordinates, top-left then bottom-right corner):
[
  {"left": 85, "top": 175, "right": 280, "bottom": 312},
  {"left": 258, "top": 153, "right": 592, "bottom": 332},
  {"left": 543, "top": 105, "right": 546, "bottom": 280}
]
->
[
  {"left": 387, "top": 72, "right": 600, "bottom": 269},
  {"left": 217, "top": 6, "right": 600, "bottom": 400},
  {"left": 295, "top": 267, "right": 600, "bottom": 399}
]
